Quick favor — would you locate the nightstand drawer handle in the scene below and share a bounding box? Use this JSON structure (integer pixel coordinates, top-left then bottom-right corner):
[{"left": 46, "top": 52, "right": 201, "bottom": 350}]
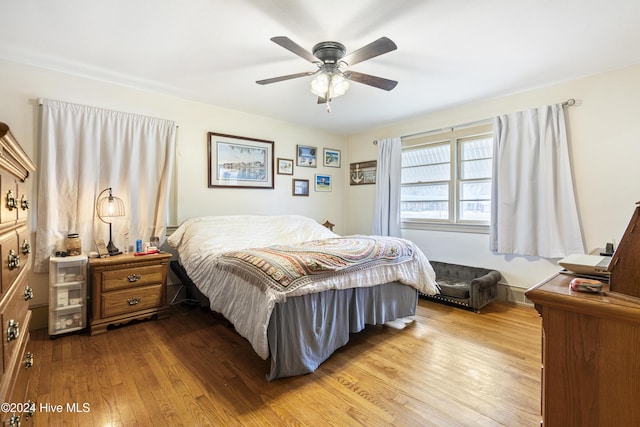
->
[
  {"left": 127, "top": 297, "right": 141, "bottom": 305},
  {"left": 127, "top": 274, "right": 141, "bottom": 282}
]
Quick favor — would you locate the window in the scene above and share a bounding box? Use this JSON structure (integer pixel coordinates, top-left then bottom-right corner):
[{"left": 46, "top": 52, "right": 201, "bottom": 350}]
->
[{"left": 401, "top": 123, "right": 493, "bottom": 232}]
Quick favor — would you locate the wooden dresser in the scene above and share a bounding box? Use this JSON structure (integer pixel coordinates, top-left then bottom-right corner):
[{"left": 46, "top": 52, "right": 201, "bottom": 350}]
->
[
  {"left": 526, "top": 273, "right": 640, "bottom": 427},
  {"left": 0, "top": 123, "right": 37, "bottom": 426},
  {"left": 88, "top": 252, "right": 171, "bottom": 335}
]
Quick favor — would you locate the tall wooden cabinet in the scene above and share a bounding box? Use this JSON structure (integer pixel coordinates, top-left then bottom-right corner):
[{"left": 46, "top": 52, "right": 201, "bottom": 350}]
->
[
  {"left": 0, "top": 123, "right": 37, "bottom": 426},
  {"left": 526, "top": 274, "right": 640, "bottom": 426}
]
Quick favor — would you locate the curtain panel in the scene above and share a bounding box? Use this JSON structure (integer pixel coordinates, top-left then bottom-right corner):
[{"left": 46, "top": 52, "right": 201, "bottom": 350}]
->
[
  {"left": 490, "top": 103, "right": 584, "bottom": 258},
  {"left": 372, "top": 137, "right": 402, "bottom": 237},
  {"left": 34, "top": 99, "right": 176, "bottom": 272}
]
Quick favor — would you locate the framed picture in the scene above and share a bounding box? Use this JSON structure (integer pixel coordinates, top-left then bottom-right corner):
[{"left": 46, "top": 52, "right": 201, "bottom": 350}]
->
[
  {"left": 350, "top": 161, "right": 377, "bottom": 185},
  {"left": 315, "top": 174, "right": 332, "bottom": 192},
  {"left": 323, "top": 148, "right": 341, "bottom": 168},
  {"left": 95, "top": 239, "right": 109, "bottom": 258},
  {"left": 277, "top": 158, "right": 294, "bottom": 175},
  {"left": 208, "top": 132, "right": 274, "bottom": 189},
  {"left": 292, "top": 178, "right": 309, "bottom": 196},
  {"left": 296, "top": 144, "right": 317, "bottom": 167}
]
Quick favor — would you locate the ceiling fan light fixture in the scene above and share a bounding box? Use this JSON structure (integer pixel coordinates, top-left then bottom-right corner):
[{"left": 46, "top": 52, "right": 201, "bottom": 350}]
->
[
  {"left": 330, "top": 73, "right": 350, "bottom": 97},
  {"left": 310, "top": 72, "right": 330, "bottom": 97},
  {"left": 310, "top": 71, "right": 350, "bottom": 99}
]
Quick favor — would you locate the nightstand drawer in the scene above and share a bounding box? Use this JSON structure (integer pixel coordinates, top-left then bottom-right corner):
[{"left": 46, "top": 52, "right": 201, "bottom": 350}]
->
[
  {"left": 102, "top": 264, "right": 164, "bottom": 292},
  {"left": 101, "top": 284, "right": 163, "bottom": 317}
]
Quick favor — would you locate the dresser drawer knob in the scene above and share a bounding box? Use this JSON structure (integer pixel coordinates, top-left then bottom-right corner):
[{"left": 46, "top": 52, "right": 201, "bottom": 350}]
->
[
  {"left": 8, "top": 249, "right": 20, "bottom": 270},
  {"left": 20, "top": 194, "right": 29, "bottom": 210},
  {"left": 21, "top": 239, "right": 31, "bottom": 255},
  {"left": 6, "top": 189, "right": 17, "bottom": 210},
  {"left": 24, "top": 401, "right": 35, "bottom": 420},
  {"left": 7, "top": 319, "right": 19, "bottom": 342},
  {"left": 127, "top": 274, "right": 141, "bottom": 282},
  {"left": 24, "top": 285, "right": 34, "bottom": 301},
  {"left": 127, "top": 297, "right": 141, "bottom": 306},
  {"left": 9, "top": 414, "right": 20, "bottom": 427},
  {"left": 25, "top": 352, "right": 34, "bottom": 368}
]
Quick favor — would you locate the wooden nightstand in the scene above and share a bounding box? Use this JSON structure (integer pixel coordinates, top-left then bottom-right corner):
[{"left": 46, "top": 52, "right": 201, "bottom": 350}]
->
[{"left": 88, "top": 252, "right": 171, "bottom": 335}]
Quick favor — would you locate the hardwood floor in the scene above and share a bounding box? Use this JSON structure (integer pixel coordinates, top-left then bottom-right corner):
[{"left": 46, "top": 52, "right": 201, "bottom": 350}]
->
[{"left": 28, "top": 299, "right": 542, "bottom": 426}]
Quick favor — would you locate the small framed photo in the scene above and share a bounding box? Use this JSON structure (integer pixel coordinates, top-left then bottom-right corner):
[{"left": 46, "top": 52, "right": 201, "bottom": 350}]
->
[
  {"left": 323, "top": 148, "right": 341, "bottom": 168},
  {"left": 277, "top": 158, "right": 294, "bottom": 175},
  {"left": 292, "top": 178, "right": 309, "bottom": 196},
  {"left": 296, "top": 145, "right": 317, "bottom": 167},
  {"left": 315, "top": 174, "right": 332, "bottom": 192}
]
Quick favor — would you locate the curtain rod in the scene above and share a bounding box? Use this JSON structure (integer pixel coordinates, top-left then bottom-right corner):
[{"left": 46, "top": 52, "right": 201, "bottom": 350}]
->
[
  {"left": 373, "top": 98, "right": 576, "bottom": 144},
  {"left": 38, "top": 98, "right": 179, "bottom": 127}
]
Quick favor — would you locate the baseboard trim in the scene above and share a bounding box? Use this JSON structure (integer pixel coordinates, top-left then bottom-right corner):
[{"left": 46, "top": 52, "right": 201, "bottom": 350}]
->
[{"left": 497, "top": 283, "right": 532, "bottom": 306}]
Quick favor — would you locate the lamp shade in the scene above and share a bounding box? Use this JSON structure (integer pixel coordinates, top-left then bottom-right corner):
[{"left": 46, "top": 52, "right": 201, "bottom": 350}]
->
[
  {"left": 96, "top": 188, "right": 125, "bottom": 221},
  {"left": 96, "top": 187, "right": 126, "bottom": 255}
]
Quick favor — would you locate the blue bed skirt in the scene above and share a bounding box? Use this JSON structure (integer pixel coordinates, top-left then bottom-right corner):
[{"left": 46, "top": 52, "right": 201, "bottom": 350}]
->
[{"left": 267, "top": 282, "right": 418, "bottom": 380}]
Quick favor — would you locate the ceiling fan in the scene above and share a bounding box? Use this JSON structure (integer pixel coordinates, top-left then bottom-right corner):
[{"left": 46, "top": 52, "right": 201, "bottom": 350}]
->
[{"left": 256, "top": 36, "right": 398, "bottom": 112}]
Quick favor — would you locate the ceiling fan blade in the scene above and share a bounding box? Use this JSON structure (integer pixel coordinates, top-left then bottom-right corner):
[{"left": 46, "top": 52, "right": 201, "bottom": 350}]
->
[
  {"left": 256, "top": 71, "right": 315, "bottom": 85},
  {"left": 347, "top": 71, "right": 398, "bottom": 91},
  {"left": 342, "top": 37, "right": 397, "bottom": 66},
  {"left": 270, "top": 36, "right": 318, "bottom": 63}
]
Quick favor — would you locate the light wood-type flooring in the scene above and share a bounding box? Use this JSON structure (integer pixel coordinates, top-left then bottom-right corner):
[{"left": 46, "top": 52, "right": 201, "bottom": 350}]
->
[{"left": 29, "top": 299, "right": 542, "bottom": 426}]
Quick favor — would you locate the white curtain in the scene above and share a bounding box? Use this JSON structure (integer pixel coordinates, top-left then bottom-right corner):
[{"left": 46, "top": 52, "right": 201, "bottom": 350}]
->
[
  {"left": 372, "top": 137, "right": 402, "bottom": 237},
  {"left": 34, "top": 99, "right": 176, "bottom": 272},
  {"left": 490, "top": 103, "right": 584, "bottom": 258}
]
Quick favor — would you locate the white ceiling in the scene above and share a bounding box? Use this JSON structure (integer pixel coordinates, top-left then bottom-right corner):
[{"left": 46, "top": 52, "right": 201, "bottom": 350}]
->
[{"left": 2, "top": 0, "right": 640, "bottom": 135}]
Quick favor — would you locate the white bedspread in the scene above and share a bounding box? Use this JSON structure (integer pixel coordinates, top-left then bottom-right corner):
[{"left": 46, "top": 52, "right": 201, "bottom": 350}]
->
[{"left": 168, "top": 215, "right": 437, "bottom": 359}]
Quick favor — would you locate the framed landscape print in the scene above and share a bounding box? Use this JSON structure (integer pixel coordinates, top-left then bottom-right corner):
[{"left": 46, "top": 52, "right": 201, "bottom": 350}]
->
[
  {"left": 323, "top": 148, "right": 341, "bottom": 167},
  {"left": 292, "top": 178, "right": 309, "bottom": 196},
  {"left": 277, "top": 158, "right": 294, "bottom": 175},
  {"left": 208, "top": 132, "right": 274, "bottom": 189},
  {"left": 296, "top": 144, "right": 317, "bottom": 167},
  {"left": 315, "top": 174, "right": 332, "bottom": 192}
]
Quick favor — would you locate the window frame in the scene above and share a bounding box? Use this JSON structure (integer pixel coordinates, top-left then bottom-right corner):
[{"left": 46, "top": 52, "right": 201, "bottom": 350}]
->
[{"left": 401, "top": 123, "right": 494, "bottom": 233}]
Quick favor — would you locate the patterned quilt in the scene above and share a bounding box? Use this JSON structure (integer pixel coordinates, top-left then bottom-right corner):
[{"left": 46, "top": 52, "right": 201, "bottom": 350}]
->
[{"left": 216, "top": 235, "right": 417, "bottom": 294}]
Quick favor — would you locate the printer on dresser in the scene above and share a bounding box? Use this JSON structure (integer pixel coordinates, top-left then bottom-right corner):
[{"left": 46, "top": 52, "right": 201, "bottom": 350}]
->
[{"left": 0, "top": 122, "right": 37, "bottom": 426}]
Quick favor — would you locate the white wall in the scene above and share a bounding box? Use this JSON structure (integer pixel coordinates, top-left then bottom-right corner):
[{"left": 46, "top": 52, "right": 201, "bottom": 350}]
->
[
  {"left": 0, "top": 58, "right": 346, "bottom": 309},
  {"left": 3, "top": 56, "right": 639, "bottom": 310},
  {"left": 346, "top": 64, "right": 640, "bottom": 290}
]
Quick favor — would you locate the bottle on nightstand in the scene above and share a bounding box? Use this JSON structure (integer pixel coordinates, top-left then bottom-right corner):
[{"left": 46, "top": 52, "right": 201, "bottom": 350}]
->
[{"left": 48, "top": 253, "right": 88, "bottom": 337}]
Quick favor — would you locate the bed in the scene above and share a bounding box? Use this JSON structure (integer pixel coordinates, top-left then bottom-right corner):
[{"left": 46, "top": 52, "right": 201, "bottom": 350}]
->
[{"left": 168, "top": 215, "right": 437, "bottom": 380}]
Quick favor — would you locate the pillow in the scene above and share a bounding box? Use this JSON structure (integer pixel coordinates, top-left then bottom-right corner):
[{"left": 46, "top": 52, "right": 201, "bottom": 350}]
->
[
  {"left": 168, "top": 215, "right": 339, "bottom": 256},
  {"left": 436, "top": 280, "right": 470, "bottom": 299}
]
